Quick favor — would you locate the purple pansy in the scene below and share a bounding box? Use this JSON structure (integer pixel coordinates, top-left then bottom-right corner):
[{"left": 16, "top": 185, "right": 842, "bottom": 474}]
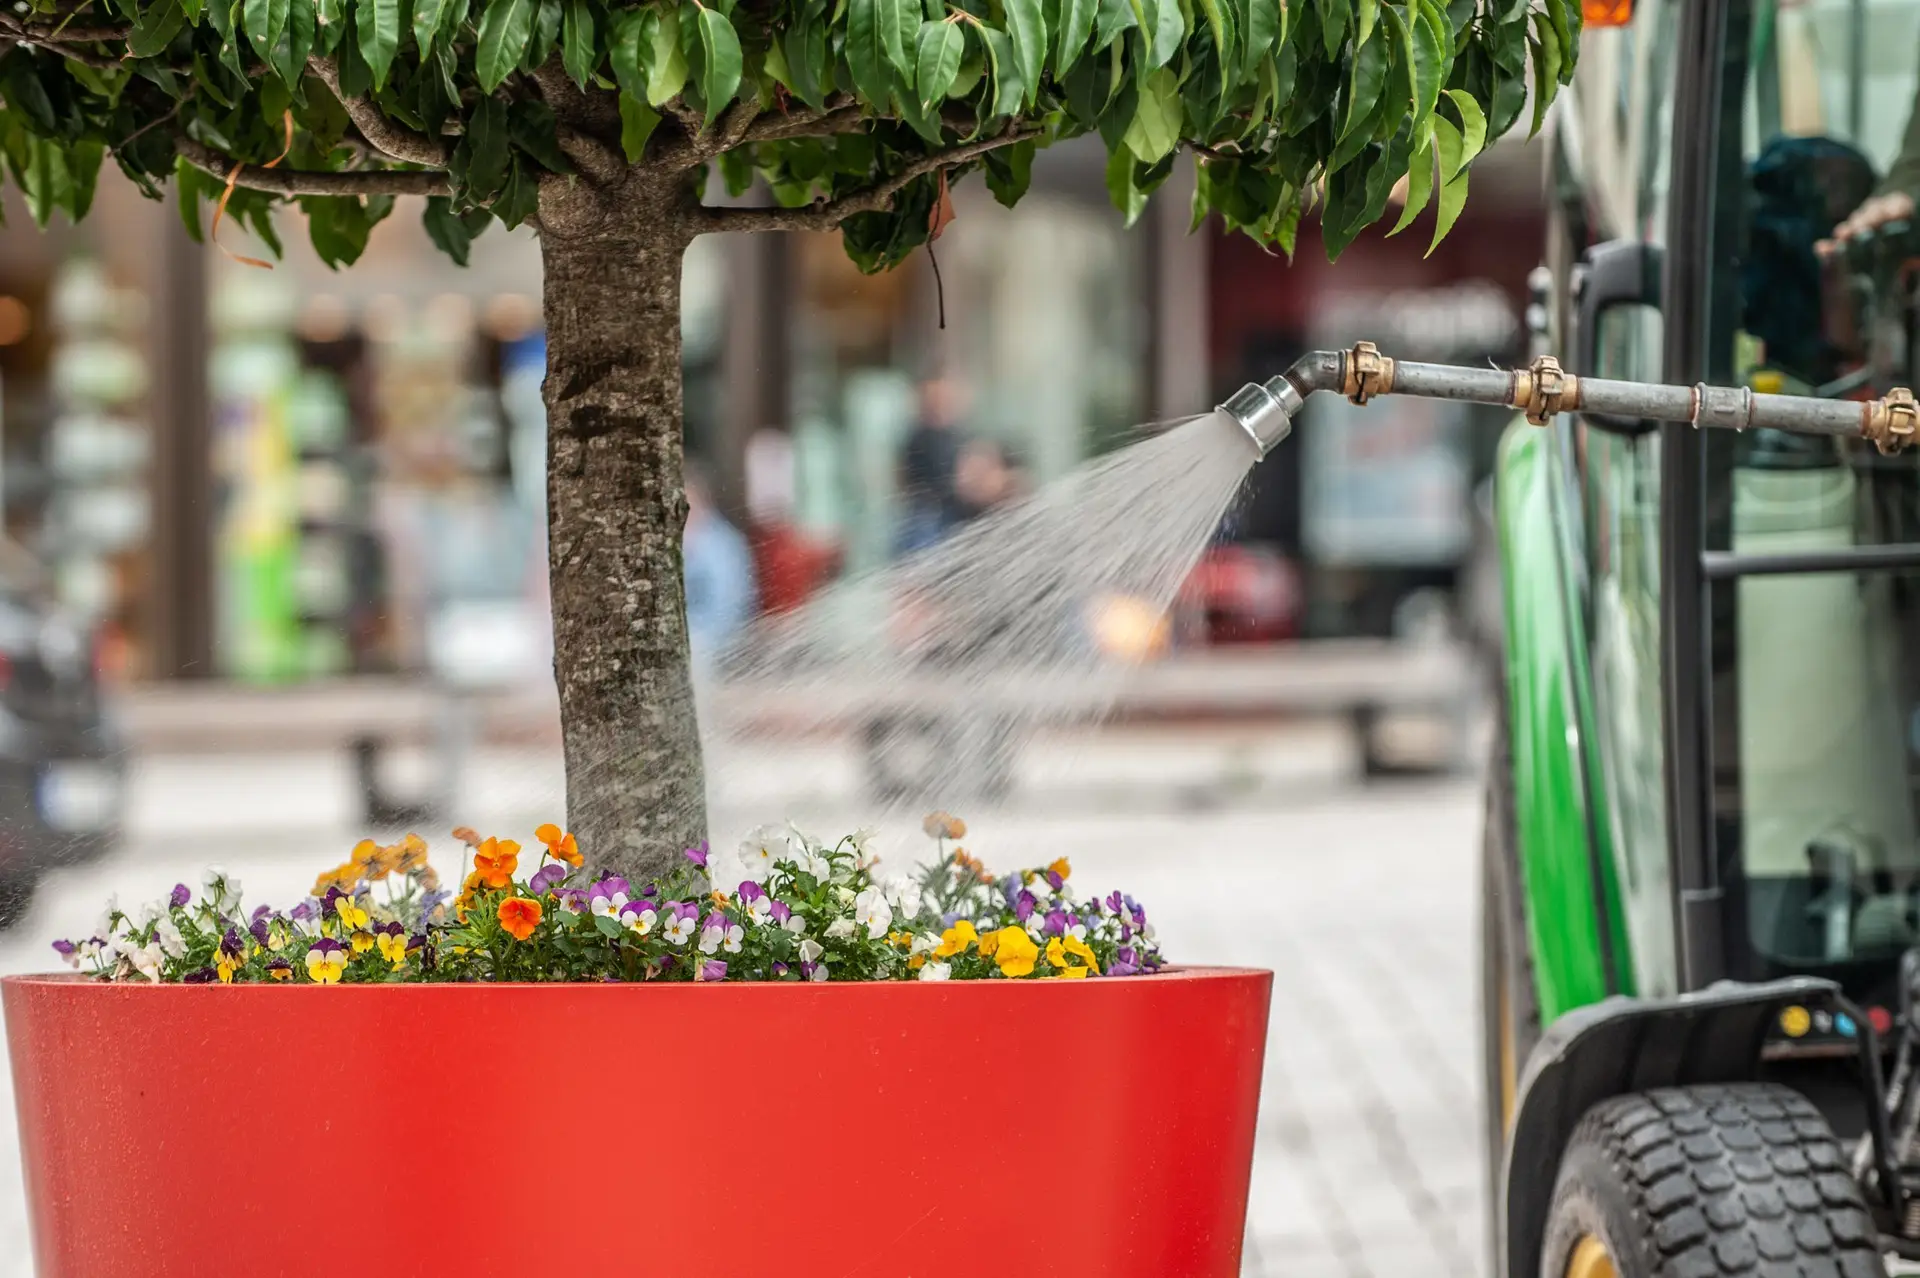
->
[
  {"left": 1105, "top": 890, "right": 1125, "bottom": 914},
  {"left": 528, "top": 863, "right": 570, "bottom": 895},
  {"left": 309, "top": 936, "right": 345, "bottom": 957},
  {"left": 1110, "top": 946, "right": 1141, "bottom": 977},
  {"left": 771, "top": 961, "right": 790, "bottom": 977},
  {"left": 50, "top": 939, "right": 74, "bottom": 957},
  {"left": 182, "top": 967, "right": 217, "bottom": 984},
  {"left": 1015, "top": 892, "right": 1037, "bottom": 923},
  {"left": 684, "top": 841, "right": 710, "bottom": 870},
  {"left": 170, "top": 883, "right": 191, "bottom": 909},
  {"left": 697, "top": 959, "right": 728, "bottom": 982},
  {"left": 770, "top": 900, "right": 793, "bottom": 926},
  {"left": 289, "top": 899, "right": 318, "bottom": 922},
  {"left": 248, "top": 918, "right": 270, "bottom": 948},
  {"left": 1044, "top": 870, "right": 1064, "bottom": 892},
  {"left": 1044, "top": 909, "right": 1068, "bottom": 937},
  {"left": 250, "top": 903, "right": 271, "bottom": 922}
]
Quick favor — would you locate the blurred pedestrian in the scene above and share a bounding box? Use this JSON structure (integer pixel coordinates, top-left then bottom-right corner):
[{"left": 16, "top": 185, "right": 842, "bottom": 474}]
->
[
  {"left": 952, "top": 438, "right": 1023, "bottom": 523},
  {"left": 683, "top": 459, "right": 754, "bottom": 678},
  {"left": 896, "top": 375, "right": 970, "bottom": 554}
]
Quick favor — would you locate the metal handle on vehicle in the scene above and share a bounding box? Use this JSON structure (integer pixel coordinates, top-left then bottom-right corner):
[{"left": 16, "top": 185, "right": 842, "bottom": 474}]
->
[{"left": 1573, "top": 239, "right": 1666, "bottom": 435}]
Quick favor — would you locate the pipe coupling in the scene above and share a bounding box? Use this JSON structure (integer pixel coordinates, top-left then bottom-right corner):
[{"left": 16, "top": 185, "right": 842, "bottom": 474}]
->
[
  {"left": 1511, "top": 355, "right": 1579, "bottom": 425},
  {"left": 1342, "top": 341, "right": 1395, "bottom": 405},
  {"left": 1865, "top": 387, "right": 1919, "bottom": 455}
]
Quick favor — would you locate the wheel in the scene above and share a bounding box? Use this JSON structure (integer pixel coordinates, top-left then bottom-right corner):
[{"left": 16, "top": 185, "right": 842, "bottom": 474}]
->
[
  {"left": 1540, "top": 1084, "right": 1887, "bottom": 1278},
  {"left": 1482, "top": 693, "right": 1541, "bottom": 1218},
  {"left": 0, "top": 871, "right": 38, "bottom": 930}
]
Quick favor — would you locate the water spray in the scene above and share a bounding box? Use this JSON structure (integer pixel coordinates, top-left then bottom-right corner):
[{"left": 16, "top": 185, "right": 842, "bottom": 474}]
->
[{"left": 1219, "top": 342, "right": 1920, "bottom": 456}]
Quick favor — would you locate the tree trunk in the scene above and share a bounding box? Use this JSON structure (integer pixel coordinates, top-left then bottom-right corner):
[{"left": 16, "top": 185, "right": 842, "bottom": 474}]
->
[{"left": 538, "top": 186, "right": 704, "bottom": 885}]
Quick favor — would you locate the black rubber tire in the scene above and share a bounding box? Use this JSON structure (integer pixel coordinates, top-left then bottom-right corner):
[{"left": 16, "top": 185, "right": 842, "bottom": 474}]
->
[
  {"left": 1540, "top": 1084, "right": 1888, "bottom": 1278},
  {"left": 1482, "top": 693, "right": 1542, "bottom": 1216},
  {"left": 0, "top": 871, "right": 38, "bottom": 930}
]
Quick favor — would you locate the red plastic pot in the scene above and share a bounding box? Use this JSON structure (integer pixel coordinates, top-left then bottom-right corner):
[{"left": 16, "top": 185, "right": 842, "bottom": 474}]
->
[{"left": 4, "top": 967, "right": 1271, "bottom": 1277}]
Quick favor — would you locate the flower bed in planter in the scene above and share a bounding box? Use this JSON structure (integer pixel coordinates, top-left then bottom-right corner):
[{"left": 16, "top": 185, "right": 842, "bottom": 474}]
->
[{"left": 4, "top": 818, "right": 1272, "bottom": 1277}]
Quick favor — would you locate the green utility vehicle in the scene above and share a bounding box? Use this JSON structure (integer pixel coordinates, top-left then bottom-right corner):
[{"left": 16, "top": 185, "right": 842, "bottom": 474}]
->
[{"left": 1481, "top": 0, "right": 1920, "bottom": 1275}]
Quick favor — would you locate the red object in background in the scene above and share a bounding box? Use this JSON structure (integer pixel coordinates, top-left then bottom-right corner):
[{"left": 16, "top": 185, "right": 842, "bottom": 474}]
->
[
  {"left": 4, "top": 968, "right": 1272, "bottom": 1278},
  {"left": 750, "top": 522, "right": 843, "bottom": 615},
  {"left": 1180, "top": 545, "right": 1301, "bottom": 645}
]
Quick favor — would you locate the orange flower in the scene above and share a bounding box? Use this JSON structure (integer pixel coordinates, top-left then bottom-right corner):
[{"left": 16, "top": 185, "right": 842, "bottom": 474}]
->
[
  {"left": 535, "top": 823, "right": 583, "bottom": 868},
  {"left": 1047, "top": 857, "right": 1071, "bottom": 881},
  {"left": 472, "top": 838, "right": 520, "bottom": 889},
  {"left": 922, "top": 811, "right": 967, "bottom": 840},
  {"left": 394, "top": 832, "right": 430, "bottom": 874},
  {"left": 498, "top": 896, "right": 543, "bottom": 942},
  {"left": 350, "top": 839, "right": 380, "bottom": 868},
  {"left": 451, "top": 826, "right": 481, "bottom": 847},
  {"left": 312, "top": 862, "right": 359, "bottom": 897}
]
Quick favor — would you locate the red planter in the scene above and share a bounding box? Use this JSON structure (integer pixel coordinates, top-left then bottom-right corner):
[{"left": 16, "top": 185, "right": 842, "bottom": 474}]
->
[{"left": 4, "top": 967, "right": 1271, "bottom": 1277}]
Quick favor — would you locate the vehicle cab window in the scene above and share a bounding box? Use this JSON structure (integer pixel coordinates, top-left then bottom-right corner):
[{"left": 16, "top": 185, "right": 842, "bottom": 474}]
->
[{"left": 1705, "top": 0, "right": 1920, "bottom": 982}]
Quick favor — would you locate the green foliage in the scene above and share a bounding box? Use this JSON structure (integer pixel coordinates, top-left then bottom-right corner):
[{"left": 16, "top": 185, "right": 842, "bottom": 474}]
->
[{"left": 0, "top": 0, "right": 1576, "bottom": 270}]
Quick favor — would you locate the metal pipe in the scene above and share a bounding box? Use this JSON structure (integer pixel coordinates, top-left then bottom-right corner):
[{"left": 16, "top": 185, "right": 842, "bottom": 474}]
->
[{"left": 1216, "top": 342, "right": 1920, "bottom": 458}]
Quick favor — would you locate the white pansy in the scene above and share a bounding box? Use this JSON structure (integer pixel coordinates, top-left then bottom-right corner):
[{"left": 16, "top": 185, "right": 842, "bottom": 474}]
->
[
  {"left": 917, "top": 961, "right": 951, "bottom": 982},
  {"left": 1028, "top": 877, "right": 1053, "bottom": 904},
  {"left": 135, "top": 899, "right": 162, "bottom": 928},
  {"left": 130, "top": 941, "right": 165, "bottom": 983},
  {"left": 803, "top": 852, "right": 833, "bottom": 881},
  {"left": 849, "top": 827, "right": 879, "bottom": 858},
  {"left": 663, "top": 913, "right": 696, "bottom": 946},
  {"left": 835, "top": 886, "right": 856, "bottom": 906},
  {"left": 853, "top": 886, "right": 892, "bottom": 940},
  {"left": 783, "top": 911, "right": 807, "bottom": 935},
  {"left": 909, "top": 933, "right": 937, "bottom": 956},
  {"left": 1024, "top": 917, "right": 1047, "bottom": 941},
  {"left": 825, "top": 918, "right": 857, "bottom": 940},
  {"left": 202, "top": 868, "right": 242, "bottom": 914},
  {"left": 798, "top": 939, "right": 824, "bottom": 963},
  {"left": 882, "top": 878, "right": 920, "bottom": 916},
  {"left": 154, "top": 918, "right": 186, "bottom": 959},
  {"left": 1066, "top": 921, "right": 1088, "bottom": 943},
  {"left": 807, "top": 961, "right": 829, "bottom": 982},
  {"left": 738, "top": 825, "right": 791, "bottom": 884}
]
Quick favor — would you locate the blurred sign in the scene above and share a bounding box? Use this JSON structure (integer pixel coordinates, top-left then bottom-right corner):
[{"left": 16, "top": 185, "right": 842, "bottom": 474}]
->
[{"left": 1303, "top": 395, "right": 1473, "bottom": 568}]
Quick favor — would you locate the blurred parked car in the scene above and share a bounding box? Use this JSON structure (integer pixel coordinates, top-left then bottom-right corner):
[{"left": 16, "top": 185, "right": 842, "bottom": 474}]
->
[
  {"left": 0, "top": 538, "right": 125, "bottom": 927},
  {"left": 1174, "top": 544, "right": 1302, "bottom": 646}
]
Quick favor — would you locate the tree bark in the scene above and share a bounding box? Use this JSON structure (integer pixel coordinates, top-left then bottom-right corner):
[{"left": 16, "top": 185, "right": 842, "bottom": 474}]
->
[{"left": 538, "top": 178, "right": 704, "bottom": 884}]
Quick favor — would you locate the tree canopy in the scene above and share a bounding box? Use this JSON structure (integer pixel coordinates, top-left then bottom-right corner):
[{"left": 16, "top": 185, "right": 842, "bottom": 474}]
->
[{"left": 0, "top": 0, "right": 1575, "bottom": 268}]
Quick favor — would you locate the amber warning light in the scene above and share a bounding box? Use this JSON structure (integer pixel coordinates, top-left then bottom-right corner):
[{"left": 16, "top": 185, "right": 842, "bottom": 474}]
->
[{"left": 1583, "top": 0, "right": 1632, "bottom": 25}]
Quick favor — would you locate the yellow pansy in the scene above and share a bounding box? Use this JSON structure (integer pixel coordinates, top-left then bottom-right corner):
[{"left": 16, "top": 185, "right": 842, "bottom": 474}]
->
[
  {"left": 305, "top": 944, "right": 347, "bottom": 985},
  {"left": 977, "top": 929, "right": 1001, "bottom": 957},
  {"left": 991, "top": 927, "right": 1039, "bottom": 977},
  {"left": 376, "top": 930, "right": 407, "bottom": 967},
  {"left": 335, "top": 896, "right": 369, "bottom": 931},
  {"left": 935, "top": 920, "right": 979, "bottom": 958},
  {"left": 350, "top": 930, "right": 375, "bottom": 955},
  {"left": 1047, "top": 934, "right": 1101, "bottom": 977}
]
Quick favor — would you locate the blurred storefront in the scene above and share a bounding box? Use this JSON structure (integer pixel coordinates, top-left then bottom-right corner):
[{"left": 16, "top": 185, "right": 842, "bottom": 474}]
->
[{"left": 0, "top": 127, "right": 1546, "bottom": 692}]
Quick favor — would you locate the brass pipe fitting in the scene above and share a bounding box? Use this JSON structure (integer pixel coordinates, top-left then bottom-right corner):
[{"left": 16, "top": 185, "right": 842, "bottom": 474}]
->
[
  {"left": 1864, "top": 387, "right": 1919, "bottom": 456},
  {"left": 1341, "top": 341, "right": 1395, "bottom": 405},
  {"left": 1510, "top": 355, "right": 1580, "bottom": 426}
]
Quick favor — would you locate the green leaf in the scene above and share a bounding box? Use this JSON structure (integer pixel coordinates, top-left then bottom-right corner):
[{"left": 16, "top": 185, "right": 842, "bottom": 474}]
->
[
  {"left": 412, "top": 0, "right": 448, "bottom": 52},
  {"left": 526, "top": 0, "right": 562, "bottom": 69},
  {"left": 476, "top": 0, "right": 537, "bottom": 91},
  {"left": 1092, "top": 0, "right": 1134, "bottom": 52},
  {"left": 337, "top": 8, "right": 373, "bottom": 94},
  {"left": 845, "top": 0, "right": 894, "bottom": 107},
  {"left": 691, "top": 5, "right": 742, "bottom": 125},
  {"left": 129, "top": 0, "right": 188, "bottom": 58},
  {"left": 1355, "top": 0, "right": 1376, "bottom": 46},
  {"left": 1237, "top": 0, "right": 1279, "bottom": 80},
  {"left": 1104, "top": 147, "right": 1146, "bottom": 223},
  {"left": 1431, "top": 108, "right": 1462, "bottom": 184},
  {"left": 243, "top": 0, "right": 290, "bottom": 64},
  {"left": 299, "top": 194, "right": 392, "bottom": 268},
  {"left": 983, "top": 138, "right": 1034, "bottom": 205},
  {"left": 1055, "top": 0, "right": 1096, "bottom": 75},
  {"left": 355, "top": 0, "right": 400, "bottom": 88},
  {"left": 914, "top": 20, "right": 962, "bottom": 107},
  {"left": 1195, "top": 0, "right": 1232, "bottom": 78},
  {"left": 174, "top": 157, "right": 209, "bottom": 241},
  {"left": 1405, "top": 0, "right": 1442, "bottom": 129},
  {"left": 980, "top": 26, "right": 1024, "bottom": 116},
  {"left": 508, "top": 98, "right": 571, "bottom": 171},
  {"left": 273, "top": 0, "right": 315, "bottom": 86},
  {"left": 451, "top": 94, "right": 510, "bottom": 204},
  {"left": 1004, "top": 0, "right": 1045, "bottom": 103},
  {"left": 423, "top": 195, "right": 473, "bottom": 264},
  {"left": 494, "top": 155, "right": 538, "bottom": 227},
  {"left": 1317, "top": 0, "right": 1345, "bottom": 58},
  {"left": 609, "top": 8, "right": 647, "bottom": 96},
  {"left": 1547, "top": 0, "right": 1578, "bottom": 82},
  {"left": 561, "top": 0, "right": 597, "bottom": 87},
  {"left": 1121, "top": 64, "right": 1178, "bottom": 162},
  {"left": 591, "top": 913, "right": 624, "bottom": 938},
  {"left": 1149, "top": 0, "right": 1183, "bottom": 68},
  {"left": 1442, "top": 85, "right": 1485, "bottom": 165},
  {"left": 1528, "top": 10, "right": 1561, "bottom": 137},
  {"left": 1338, "top": 22, "right": 1387, "bottom": 142},
  {"left": 1388, "top": 123, "right": 1433, "bottom": 235},
  {"left": 618, "top": 89, "right": 660, "bottom": 160},
  {"left": 783, "top": 12, "right": 829, "bottom": 110},
  {"left": 1427, "top": 166, "right": 1466, "bottom": 255}
]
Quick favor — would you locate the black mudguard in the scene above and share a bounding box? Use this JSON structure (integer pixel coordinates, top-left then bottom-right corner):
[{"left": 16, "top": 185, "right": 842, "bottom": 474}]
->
[{"left": 1500, "top": 976, "right": 1840, "bottom": 1278}]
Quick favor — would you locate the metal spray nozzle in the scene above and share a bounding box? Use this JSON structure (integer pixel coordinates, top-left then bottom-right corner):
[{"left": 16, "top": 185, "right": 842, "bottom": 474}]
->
[{"left": 1217, "top": 377, "right": 1302, "bottom": 458}]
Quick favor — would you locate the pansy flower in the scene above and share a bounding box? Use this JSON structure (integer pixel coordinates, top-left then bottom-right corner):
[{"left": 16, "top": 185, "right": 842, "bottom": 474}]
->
[
  {"left": 528, "top": 862, "right": 571, "bottom": 896},
  {"left": 922, "top": 811, "right": 966, "bottom": 840},
  {"left": 1044, "top": 909, "right": 1069, "bottom": 938},
  {"left": 770, "top": 900, "right": 804, "bottom": 934},
  {"left": 588, "top": 876, "right": 631, "bottom": 919},
  {"left": 50, "top": 939, "right": 76, "bottom": 968},
  {"left": 306, "top": 938, "right": 347, "bottom": 984},
  {"left": 376, "top": 922, "right": 407, "bottom": 967},
  {"left": 620, "top": 898, "right": 658, "bottom": 938},
  {"left": 393, "top": 832, "right": 430, "bottom": 874},
  {"left": 918, "top": 960, "right": 951, "bottom": 982},
  {"left": 698, "top": 910, "right": 743, "bottom": 955},
  {"left": 498, "top": 896, "right": 543, "bottom": 942},
  {"left": 935, "top": 921, "right": 978, "bottom": 958},
  {"left": 334, "top": 893, "right": 370, "bottom": 932},
  {"left": 737, "top": 826, "right": 787, "bottom": 882},
  {"left": 471, "top": 838, "right": 520, "bottom": 889},
  {"left": 852, "top": 885, "right": 892, "bottom": 939},
  {"left": 697, "top": 959, "right": 727, "bottom": 982},
  {"left": 169, "top": 883, "right": 191, "bottom": 909},
  {"left": 989, "top": 927, "right": 1039, "bottom": 977},
  {"left": 1109, "top": 946, "right": 1141, "bottom": 977},
  {"left": 661, "top": 902, "right": 699, "bottom": 946},
  {"left": 215, "top": 928, "right": 247, "bottom": 983},
  {"left": 1046, "top": 934, "right": 1100, "bottom": 977},
  {"left": 535, "top": 823, "right": 583, "bottom": 868},
  {"left": 685, "top": 840, "right": 712, "bottom": 872},
  {"left": 266, "top": 957, "right": 293, "bottom": 980},
  {"left": 350, "top": 929, "right": 376, "bottom": 955},
  {"left": 738, "top": 881, "right": 774, "bottom": 924}
]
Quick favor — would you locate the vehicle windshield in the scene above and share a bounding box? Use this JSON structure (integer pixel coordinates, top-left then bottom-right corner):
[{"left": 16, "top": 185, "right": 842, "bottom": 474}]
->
[{"left": 1714, "top": 0, "right": 1920, "bottom": 974}]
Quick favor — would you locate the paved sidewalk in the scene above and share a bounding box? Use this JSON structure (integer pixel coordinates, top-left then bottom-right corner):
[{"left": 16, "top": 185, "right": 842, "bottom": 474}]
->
[{"left": 0, "top": 734, "right": 1485, "bottom": 1277}]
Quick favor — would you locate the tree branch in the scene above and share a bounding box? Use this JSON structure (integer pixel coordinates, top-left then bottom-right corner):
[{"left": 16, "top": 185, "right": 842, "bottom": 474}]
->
[
  {"left": 736, "top": 98, "right": 867, "bottom": 145},
  {"left": 310, "top": 56, "right": 450, "bottom": 168},
  {"left": 526, "top": 55, "right": 627, "bottom": 183},
  {"left": 696, "top": 126, "right": 1040, "bottom": 234},
  {"left": 0, "top": 23, "right": 119, "bottom": 68},
  {"left": 175, "top": 136, "right": 451, "bottom": 197}
]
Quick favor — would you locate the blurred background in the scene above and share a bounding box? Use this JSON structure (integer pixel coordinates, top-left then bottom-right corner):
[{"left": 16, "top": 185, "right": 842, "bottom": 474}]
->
[{"left": 0, "top": 126, "right": 1547, "bottom": 1276}]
